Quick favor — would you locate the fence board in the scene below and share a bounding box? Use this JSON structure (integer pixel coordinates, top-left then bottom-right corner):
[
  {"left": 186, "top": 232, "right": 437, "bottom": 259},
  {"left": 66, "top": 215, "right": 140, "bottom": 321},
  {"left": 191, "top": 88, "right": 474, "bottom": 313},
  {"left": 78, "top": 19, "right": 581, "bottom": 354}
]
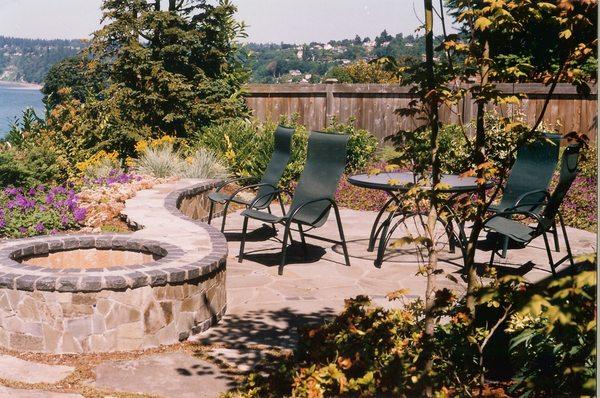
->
[{"left": 244, "top": 83, "right": 597, "bottom": 141}]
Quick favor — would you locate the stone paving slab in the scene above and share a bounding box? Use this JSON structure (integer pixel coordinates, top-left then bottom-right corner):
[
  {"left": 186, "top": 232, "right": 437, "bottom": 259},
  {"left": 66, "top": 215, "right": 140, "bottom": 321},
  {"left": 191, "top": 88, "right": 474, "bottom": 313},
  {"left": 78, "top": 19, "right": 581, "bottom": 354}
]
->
[
  {"left": 0, "top": 386, "right": 83, "bottom": 398},
  {"left": 0, "top": 355, "right": 74, "bottom": 384},
  {"left": 208, "top": 347, "right": 264, "bottom": 373},
  {"left": 91, "top": 351, "right": 235, "bottom": 398},
  {"left": 194, "top": 206, "right": 596, "bottom": 354}
]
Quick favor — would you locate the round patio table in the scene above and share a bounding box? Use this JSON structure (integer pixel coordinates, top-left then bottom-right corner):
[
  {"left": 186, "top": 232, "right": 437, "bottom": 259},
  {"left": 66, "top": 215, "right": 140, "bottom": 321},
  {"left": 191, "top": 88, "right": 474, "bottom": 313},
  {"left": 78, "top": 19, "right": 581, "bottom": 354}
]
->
[{"left": 348, "top": 172, "right": 491, "bottom": 267}]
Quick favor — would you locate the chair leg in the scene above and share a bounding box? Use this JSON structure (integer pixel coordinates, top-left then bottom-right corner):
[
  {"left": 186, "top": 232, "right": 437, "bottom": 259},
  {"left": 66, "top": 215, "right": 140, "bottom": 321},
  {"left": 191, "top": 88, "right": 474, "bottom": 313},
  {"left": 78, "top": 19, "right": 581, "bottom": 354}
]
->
[
  {"left": 445, "top": 218, "right": 456, "bottom": 254},
  {"left": 501, "top": 236, "right": 509, "bottom": 258},
  {"left": 267, "top": 206, "right": 276, "bottom": 230},
  {"left": 489, "top": 235, "right": 499, "bottom": 267},
  {"left": 541, "top": 231, "right": 556, "bottom": 276},
  {"left": 279, "top": 220, "right": 292, "bottom": 275},
  {"left": 298, "top": 223, "right": 307, "bottom": 254},
  {"left": 220, "top": 201, "right": 230, "bottom": 233},
  {"left": 333, "top": 204, "right": 351, "bottom": 267},
  {"left": 277, "top": 193, "right": 286, "bottom": 216},
  {"left": 207, "top": 201, "right": 214, "bottom": 225},
  {"left": 552, "top": 220, "right": 560, "bottom": 252},
  {"left": 238, "top": 216, "right": 249, "bottom": 263},
  {"left": 559, "top": 213, "right": 575, "bottom": 268},
  {"left": 489, "top": 247, "right": 496, "bottom": 267}
]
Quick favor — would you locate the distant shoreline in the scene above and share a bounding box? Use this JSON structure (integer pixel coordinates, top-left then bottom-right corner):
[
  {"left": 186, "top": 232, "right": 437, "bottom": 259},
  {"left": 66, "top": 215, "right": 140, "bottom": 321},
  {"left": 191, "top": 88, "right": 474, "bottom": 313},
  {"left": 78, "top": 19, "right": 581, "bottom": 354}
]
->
[{"left": 0, "top": 81, "right": 43, "bottom": 90}]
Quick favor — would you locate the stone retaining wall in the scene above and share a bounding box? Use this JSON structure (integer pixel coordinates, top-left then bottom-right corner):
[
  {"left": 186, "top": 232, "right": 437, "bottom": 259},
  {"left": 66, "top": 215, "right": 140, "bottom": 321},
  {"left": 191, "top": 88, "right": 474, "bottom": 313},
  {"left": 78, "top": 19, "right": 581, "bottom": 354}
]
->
[{"left": 0, "top": 179, "right": 227, "bottom": 353}]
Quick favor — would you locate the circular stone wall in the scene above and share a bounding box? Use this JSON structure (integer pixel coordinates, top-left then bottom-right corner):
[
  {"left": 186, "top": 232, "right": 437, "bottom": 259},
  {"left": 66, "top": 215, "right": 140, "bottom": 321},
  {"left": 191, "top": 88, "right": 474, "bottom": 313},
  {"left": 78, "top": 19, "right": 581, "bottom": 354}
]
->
[{"left": 0, "top": 180, "right": 228, "bottom": 354}]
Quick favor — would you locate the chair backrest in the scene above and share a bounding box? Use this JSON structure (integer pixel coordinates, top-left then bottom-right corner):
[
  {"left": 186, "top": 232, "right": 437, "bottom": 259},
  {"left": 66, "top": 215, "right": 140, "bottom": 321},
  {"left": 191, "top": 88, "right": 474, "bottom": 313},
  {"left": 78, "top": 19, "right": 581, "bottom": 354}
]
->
[
  {"left": 542, "top": 143, "right": 581, "bottom": 222},
  {"left": 254, "top": 126, "right": 294, "bottom": 207},
  {"left": 288, "top": 132, "right": 349, "bottom": 227},
  {"left": 497, "top": 133, "right": 561, "bottom": 212}
]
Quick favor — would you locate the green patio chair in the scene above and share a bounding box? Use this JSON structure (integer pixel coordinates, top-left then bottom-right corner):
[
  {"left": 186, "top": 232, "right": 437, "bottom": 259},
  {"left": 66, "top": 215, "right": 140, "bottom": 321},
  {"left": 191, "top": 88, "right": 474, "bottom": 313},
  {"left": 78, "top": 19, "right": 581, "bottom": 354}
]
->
[
  {"left": 238, "top": 131, "right": 351, "bottom": 275},
  {"left": 207, "top": 125, "right": 294, "bottom": 232},
  {"left": 487, "top": 133, "right": 561, "bottom": 258},
  {"left": 484, "top": 143, "right": 581, "bottom": 275}
]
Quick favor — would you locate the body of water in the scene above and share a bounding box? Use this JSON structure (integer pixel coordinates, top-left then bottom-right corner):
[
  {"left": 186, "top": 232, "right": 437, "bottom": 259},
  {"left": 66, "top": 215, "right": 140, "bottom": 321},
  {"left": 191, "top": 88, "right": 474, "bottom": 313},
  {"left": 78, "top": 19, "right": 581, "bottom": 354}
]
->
[{"left": 0, "top": 83, "right": 45, "bottom": 136}]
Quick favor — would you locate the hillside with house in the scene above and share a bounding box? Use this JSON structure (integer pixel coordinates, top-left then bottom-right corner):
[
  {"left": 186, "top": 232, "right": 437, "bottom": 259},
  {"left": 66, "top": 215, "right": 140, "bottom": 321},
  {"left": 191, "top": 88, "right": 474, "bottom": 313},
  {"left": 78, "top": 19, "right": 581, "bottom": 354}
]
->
[
  {"left": 0, "top": 30, "right": 425, "bottom": 85},
  {"left": 0, "top": 36, "right": 84, "bottom": 84},
  {"left": 246, "top": 30, "right": 428, "bottom": 83}
]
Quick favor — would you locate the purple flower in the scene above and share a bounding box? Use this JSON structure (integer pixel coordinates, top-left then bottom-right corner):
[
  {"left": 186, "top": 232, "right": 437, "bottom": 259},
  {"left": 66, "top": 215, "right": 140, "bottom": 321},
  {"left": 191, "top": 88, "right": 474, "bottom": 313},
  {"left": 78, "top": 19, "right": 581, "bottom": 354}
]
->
[
  {"left": 35, "top": 222, "right": 45, "bottom": 233},
  {"left": 51, "top": 186, "right": 67, "bottom": 195},
  {"left": 0, "top": 219, "right": 6, "bottom": 229},
  {"left": 18, "top": 227, "right": 27, "bottom": 234},
  {"left": 14, "top": 195, "right": 35, "bottom": 210},
  {"left": 73, "top": 208, "right": 86, "bottom": 223},
  {"left": 4, "top": 187, "right": 20, "bottom": 196}
]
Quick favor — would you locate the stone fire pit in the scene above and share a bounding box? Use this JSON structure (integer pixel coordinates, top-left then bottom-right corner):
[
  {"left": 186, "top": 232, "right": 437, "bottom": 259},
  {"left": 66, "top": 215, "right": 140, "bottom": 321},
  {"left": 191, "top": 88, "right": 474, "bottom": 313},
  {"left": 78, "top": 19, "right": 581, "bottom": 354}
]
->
[{"left": 0, "top": 179, "right": 227, "bottom": 354}]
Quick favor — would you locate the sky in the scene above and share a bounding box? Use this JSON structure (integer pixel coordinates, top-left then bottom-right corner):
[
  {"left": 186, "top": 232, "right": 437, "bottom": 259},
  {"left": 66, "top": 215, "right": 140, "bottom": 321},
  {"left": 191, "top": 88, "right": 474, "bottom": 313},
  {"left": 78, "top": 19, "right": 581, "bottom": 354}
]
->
[{"left": 0, "top": 0, "right": 455, "bottom": 43}]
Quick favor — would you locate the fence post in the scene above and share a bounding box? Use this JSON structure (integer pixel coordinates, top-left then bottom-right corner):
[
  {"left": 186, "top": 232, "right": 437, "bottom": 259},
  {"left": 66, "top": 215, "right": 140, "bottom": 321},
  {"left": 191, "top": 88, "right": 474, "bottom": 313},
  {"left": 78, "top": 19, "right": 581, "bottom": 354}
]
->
[{"left": 324, "top": 79, "right": 337, "bottom": 127}]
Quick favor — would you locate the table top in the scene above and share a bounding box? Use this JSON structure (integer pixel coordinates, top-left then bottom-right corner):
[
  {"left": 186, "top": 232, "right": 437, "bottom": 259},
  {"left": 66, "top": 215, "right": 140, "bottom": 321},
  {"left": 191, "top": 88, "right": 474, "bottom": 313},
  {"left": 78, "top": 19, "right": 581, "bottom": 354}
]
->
[{"left": 348, "top": 171, "right": 490, "bottom": 193}]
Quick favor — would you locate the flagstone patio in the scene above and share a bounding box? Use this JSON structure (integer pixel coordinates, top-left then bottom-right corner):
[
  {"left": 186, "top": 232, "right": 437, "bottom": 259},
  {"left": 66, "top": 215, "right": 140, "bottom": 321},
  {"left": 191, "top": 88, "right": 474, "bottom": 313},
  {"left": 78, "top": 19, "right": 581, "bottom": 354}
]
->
[{"left": 0, "top": 179, "right": 595, "bottom": 398}]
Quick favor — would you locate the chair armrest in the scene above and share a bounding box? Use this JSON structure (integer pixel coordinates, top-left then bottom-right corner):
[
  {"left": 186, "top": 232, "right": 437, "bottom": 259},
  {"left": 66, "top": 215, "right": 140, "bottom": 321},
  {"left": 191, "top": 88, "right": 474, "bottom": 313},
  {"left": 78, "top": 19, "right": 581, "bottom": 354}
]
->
[
  {"left": 247, "top": 187, "right": 285, "bottom": 209},
  {"left": 231, "top": 183, "right": 279, "bottom": 199},
  {"left": 484, "top": 209, "right": 543, "bottom": 227},
  {"left": 215, "top": 177, "right": 256, "bottom": 192},
  {"left": 509, "top": 189, "right": 550, "bottom": 212},
  {"left": 287, "top": 197, "right": 337, "bottom": 224}
]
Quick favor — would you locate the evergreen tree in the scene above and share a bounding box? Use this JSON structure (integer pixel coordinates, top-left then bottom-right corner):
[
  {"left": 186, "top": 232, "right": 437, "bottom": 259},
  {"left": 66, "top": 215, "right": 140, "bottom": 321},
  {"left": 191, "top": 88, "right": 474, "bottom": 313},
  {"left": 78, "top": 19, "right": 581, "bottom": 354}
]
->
[
  {"left": 42, "top": 55, "right": 106, "bottom": 108},
  {"left": 86, "top": 0, "right": 249, "bottom": 142}
]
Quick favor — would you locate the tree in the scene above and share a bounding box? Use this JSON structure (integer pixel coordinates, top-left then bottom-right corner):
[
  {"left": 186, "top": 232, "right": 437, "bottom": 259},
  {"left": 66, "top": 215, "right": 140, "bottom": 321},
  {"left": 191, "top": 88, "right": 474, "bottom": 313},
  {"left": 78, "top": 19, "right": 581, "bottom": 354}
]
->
[
  {"left": 42, "top": 55, "right": 106, "bottom": 108},
  {"left": 325, "top": 60, "right": 400, "bottom": 83},
  {"left": 385, "top": 0, "right": 596, "bottom": 394},
  {"left": 376, "top": 29, "right": 393, "bottom": 46},
  {"left": 446, "top": 0, "right": 598, "bottom": 84},
  {"left": 84, "top": 0, "right": 249, "bottom": 151}
]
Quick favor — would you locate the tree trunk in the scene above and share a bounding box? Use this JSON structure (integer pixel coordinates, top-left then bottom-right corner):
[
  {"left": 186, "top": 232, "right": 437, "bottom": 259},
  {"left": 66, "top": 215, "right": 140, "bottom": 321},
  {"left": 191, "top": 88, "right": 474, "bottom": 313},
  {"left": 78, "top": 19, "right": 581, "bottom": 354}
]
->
[
  {"left": 420, "top": 1, "right": 441, "bottom": 396},
  {"left": 465, "top": 40, "right": 489, "bottom": 316}
]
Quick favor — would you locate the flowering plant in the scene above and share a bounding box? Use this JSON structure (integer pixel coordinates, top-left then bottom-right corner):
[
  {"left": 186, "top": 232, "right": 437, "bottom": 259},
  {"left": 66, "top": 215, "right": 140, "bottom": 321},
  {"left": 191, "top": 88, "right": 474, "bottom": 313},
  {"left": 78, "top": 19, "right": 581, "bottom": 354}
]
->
[
  {"left": 77, "top": 172, "right": 167, "bottom": 231},
  {"left": 85, "top": 169, "right": 142, "bottom": 187},
  {"left": 0, "top": 184, "right": 86, "bottom": 238}
]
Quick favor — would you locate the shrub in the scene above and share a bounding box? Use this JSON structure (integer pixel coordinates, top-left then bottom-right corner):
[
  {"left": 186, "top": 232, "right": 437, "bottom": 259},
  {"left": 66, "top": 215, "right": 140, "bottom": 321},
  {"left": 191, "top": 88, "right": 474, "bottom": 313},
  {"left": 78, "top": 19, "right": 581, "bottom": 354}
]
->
[
  {"left": 77, "top": 150, "right": 122, "bottom": 180},
  {"left": 196, "top": 119, "right": 274, "bottom": 181},
  {"left": 196, "top": 117, "right": 378, "bottom": 187},
  {"left": 507, "top": 262, "right": 596, "bottom": 397},
  {"left": 388, "top": 123, "right": 471, "bottom": 174},
  {"left": 324, "top": 60, "right": 400, "bottom": 84},
  {"left": 0, "top": 143, "right": 68, "bottom": 188},
  {"left": 225, "top": 296, "right": 428, "bottom": 398},
  {"left": 134, "top": 144, "right": 184, "bottom": 178},
  {"left": 0, "top": 184, "right": 86, "bottom": 238},
  {"left": 181, "top": 148, "right": 229, "bottom": 179},
  {"left": 325, "top": 117, "right": 380, "bottom": 173}
]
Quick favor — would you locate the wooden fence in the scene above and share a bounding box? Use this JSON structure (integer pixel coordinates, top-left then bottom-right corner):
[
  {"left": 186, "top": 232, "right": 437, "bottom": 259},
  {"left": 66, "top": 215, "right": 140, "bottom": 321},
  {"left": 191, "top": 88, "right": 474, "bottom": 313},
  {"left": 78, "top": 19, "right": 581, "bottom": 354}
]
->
[{"left": 245, "top": 83, "right": 598, "bottom": 141}]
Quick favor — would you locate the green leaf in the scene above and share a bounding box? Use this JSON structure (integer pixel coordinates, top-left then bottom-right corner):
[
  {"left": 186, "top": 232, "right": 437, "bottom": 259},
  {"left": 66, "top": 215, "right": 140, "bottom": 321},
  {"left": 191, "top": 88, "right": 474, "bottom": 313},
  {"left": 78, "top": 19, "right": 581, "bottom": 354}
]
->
[{"left": 474, "top": 17, "right": 492, "bottom": 31}]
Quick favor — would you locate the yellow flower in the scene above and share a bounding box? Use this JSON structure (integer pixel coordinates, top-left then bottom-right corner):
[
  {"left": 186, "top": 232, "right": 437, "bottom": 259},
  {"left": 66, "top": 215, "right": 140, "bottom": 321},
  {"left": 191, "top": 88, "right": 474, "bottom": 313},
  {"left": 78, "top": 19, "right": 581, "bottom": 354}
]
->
[
  {"left": 150, "top": 135, "right": 175, "bottom": 149},
  {"left": 125, "top": 157, "right": 136, "bottom": 168},
  {"left": 76, "top": 150, "right": 119, "bottom": 172},
  {"left": 135, "top": 140, "right": 149, "bottom": 154}
]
